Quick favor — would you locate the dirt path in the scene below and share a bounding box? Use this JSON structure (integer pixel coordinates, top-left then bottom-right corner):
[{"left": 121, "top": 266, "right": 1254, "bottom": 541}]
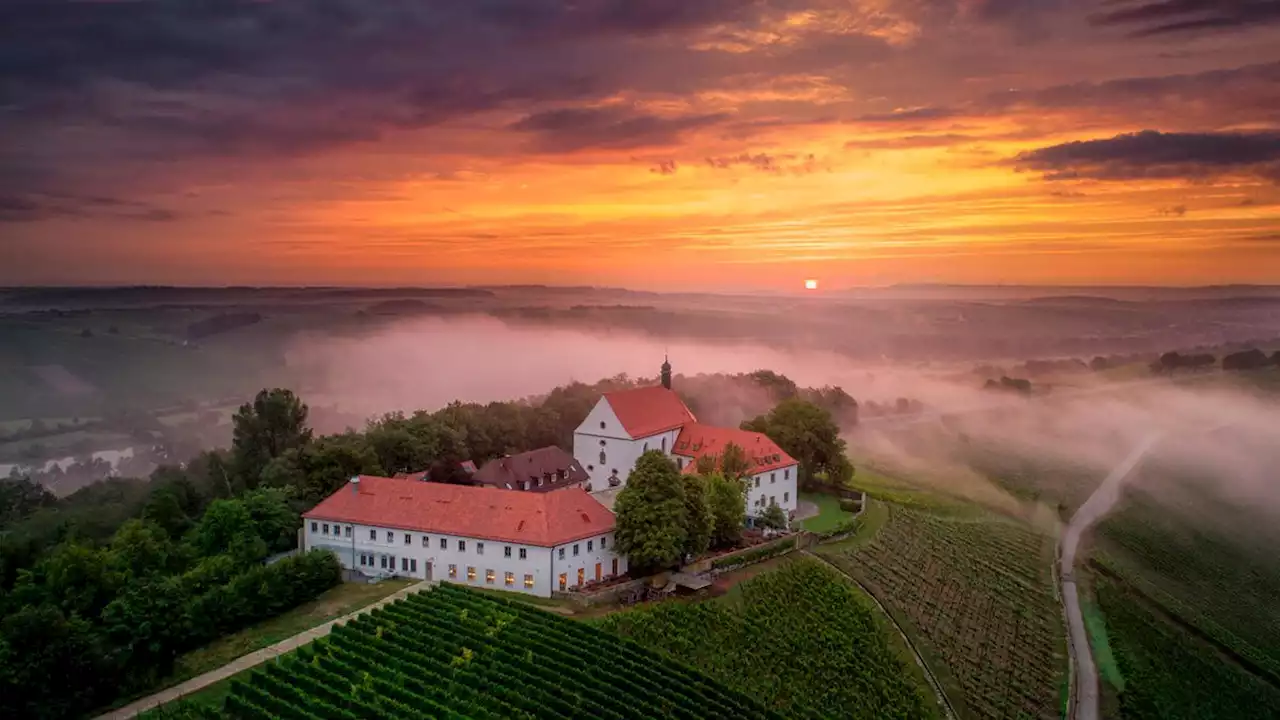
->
[
  {"left": 1060, "top": 432, "right": 1161, "bottom": 720},
  {"left": 805, "top": 550, "right": 957, "bottom": 720},
  {"left": 97, "top": 580, "right": 434, "bottom": 720}
]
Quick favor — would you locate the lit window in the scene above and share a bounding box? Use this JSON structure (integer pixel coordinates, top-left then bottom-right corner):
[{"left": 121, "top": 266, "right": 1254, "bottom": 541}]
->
[
  {"left": 422, "top": 536, "right": 429, "bottom": 547},
  {"left": 577, "top": 568, "right": 584, "bottom": 587},
  {"left": 519, "top": 548, "right": 527, "bottom": 560},
  {"left": 386, "top": 531, "right": 393, "bottom": 542},
  {"left": 600, "top": 536, "right": 607, "bottom": 549},
  {"left": 559, "top": 573, "right": 567, "bottom": 591},
  {"left": 588, "top": 540, "right": 593, "bottom": 552},
  {"left": 486, "top": 569, "right": 495, "bottom": 584},
  {"left": 404, "top": 533, "right": 411, "bottom": 545},
  {"left": 459, "top": 540, "right": 466, "bottom": 552},
  {"left": 573, "top": 543, "right": 580, "bottom": 556},
  {"left": 449, "top": 564, "right": 457, "bottom": 579},
  {"left": 467, "top": 566, "right": 477, "bottom": 581},
  {"left": 477, "top": 542, "right": 484, "bottom": 556},
  {"left": 370, "top": 529, "right": 376, "bottom": 540},
  {"left": 504, "top": 546, "right": 512, "bottom": 558},
  {"left": 440, "top": 538, "right": 447, "bottom": 550},
  {"left": 322, "top": 523, "right": 329, "bottom": 535},
  {"left": 504, "top": 572, "right": 514, "bottom": 586},
  {"left": 558, "top": 548, "right": 565, "bottom": 560},
  {"left": 310, "top": 522, "right": 317, "bottom": 532},
  {"left": 524, "top": 574, "right": 535, "bottom": 588}
]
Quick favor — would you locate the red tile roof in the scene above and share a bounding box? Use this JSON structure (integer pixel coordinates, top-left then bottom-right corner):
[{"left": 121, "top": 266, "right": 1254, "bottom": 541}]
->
[
  {"left": 672, "top": 423, "right": 797, "bottom": 474},
  {"left": 603, "top": 386, "right": 697, "bottom": 438},
  {"left": 303, "top": 475, "right": 614, "bottom": 547}
]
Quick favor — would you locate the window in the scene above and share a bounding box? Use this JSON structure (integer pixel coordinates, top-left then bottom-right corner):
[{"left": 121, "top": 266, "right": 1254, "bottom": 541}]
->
[
  {"left": 380, "top": 555, "right": 387, "bottom": 569},
  {"left": 770, "top": 495, "right": 776, "bottom": 506},
  {"left": 643, "top": 442, "right": 648, "bottom": 452},
  {"left": 661, "top": 437, "right": 667, "bottom": 452},
  {"left": 449, "top": 564, "right": 457, "bottom": 579},
  {"left": 310, "top": 521, "right": 317, "bottom": 532},
  {"left": 358, "top": 554, "right": 365, "bottom": 566},
  {"left": 784, "top": 468, "right": 790, "bottom": 479},
  {"left": 599, "top": 451, "right": 606, "bottom": 464},
  {"left": 519, "top": 548, "right": 527, "bottom": 560},
  {"left": 370, "top": 529, "right": 376, "bottom": 540},
  {"left": 386, "top": 531, "right": 393, "bottom": 542},
  {"left": 599, "top": 439, "right": 606, "bottom": 447},
  {"left": 676, "top": 458, "right": 684, "bottom": 469},
  {"left": 440, "top": 538, "right": 447, "bottom": 550},
  {"left": 410, "top": 559, "right": 417, "bottom": 573},
  {"left": 770, "top": 473, "right": 776, "bottom": 484},
  {"left": 524, "top": 574, "right": 535, "bottom": 588},
  {"left": 577, "top": 568, "right": 584, "bottom": 587},
  {"left": 559, "top": 573, "right": 567, "bottom": 591},
  {"left": 784, "top": 491, "right": 790, "bottom": 503},
  {"left": 422, "top": 536, "right": 429, "bottom": 547},
  {"left": 599, "top": 421, "right": 606, "bottom": 429},
  {"left": 322, "top": 523, "right": 329, "bottom": 535},
  {"left": 588, "top": 464, "right": 594, "bottom": 471},
  {"left": 505, "top": 572, "right": 514, "bottom": 586},
  {"left": 458, "top": 540, "right": 466, "bottom": 552},
  {"left": 344, "top": 526, "right": 352, "bottom": 537},
  {"left": 573, "top": 543, "right": 580, "bottom": 557},
  {"left": 404, "top": 533, "right": 411, "bottom": 545},
  {"left": 600, "top": 536, "right": 607, "bottom": 549},
  {"left": 477, "top": 542, "right": 484, "bottom": 556},
  {"left": 486, "top": 569, "right": 496, "bottom": 584},
  {"left": 390, "top": 555, "right": 396, "bottom": 570},
  {"left": 587, "top": 540, "right": 593, "bottom": 552},
  {"left": 504, "top": 546, "right": 512, "bottom": 558},
  {"left": 754, "top": 477, "right": 760, "bottom": 488},
  {"left": 401, "top": 557, "right": 408, "bottom": 571},
  {"left": 558, "top": 548, "right": 565, "bottom": 560},
  {"left": 467, "top": 566, "right": 476, "bottom": 581}
]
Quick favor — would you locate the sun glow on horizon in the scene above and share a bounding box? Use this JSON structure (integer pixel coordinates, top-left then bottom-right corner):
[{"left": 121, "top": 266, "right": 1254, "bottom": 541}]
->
[{"left": 805, "top": 279, "right": 819, "bottom": 290}]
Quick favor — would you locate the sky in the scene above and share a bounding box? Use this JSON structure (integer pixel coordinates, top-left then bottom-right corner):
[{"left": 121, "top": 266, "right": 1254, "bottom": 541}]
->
[{"left": 2, "top": 0, "right": 1279, "bottom": 290}]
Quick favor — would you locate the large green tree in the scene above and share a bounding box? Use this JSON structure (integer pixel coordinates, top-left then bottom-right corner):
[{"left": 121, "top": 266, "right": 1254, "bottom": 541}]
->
[
  {"left": 231, "top": 388, "right": 312, "bottom": 488},
  {"left": 705, "top": 472, "right": 747, "bottom": 548},
  {"left": 260, "top": 432, "right": 381, "bottom": 504},
  {"left": 682, "top": 474, "right": 713, "bottom": 557},
  {"left": 613, "top": 451, "right": 688, "bottom": 573},
  {"left": 719, "top": 442, "right": 752, "bottom": 480},
  {"left": 742, "top": 398, "right": 852, "bottom": 488}
]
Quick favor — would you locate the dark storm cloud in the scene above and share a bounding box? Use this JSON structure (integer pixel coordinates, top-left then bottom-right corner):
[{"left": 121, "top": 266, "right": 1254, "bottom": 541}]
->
[
  {"left": 0, "top": 191, "right": 179, "bottom": 223},
  {"left": 1012, "top": 130, "right": 1280, "bottom": 181},
  {"left": 1092, "top": 0, "right": 1280, "bottom": 37},
  {"left": 509, "top": 107, "right": 728, "bottom": 151}
]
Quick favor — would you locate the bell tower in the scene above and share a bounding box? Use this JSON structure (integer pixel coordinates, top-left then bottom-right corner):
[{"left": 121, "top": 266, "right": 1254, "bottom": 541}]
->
[{"left": 660, "top": 353, "right": 672, "bottom": 390}]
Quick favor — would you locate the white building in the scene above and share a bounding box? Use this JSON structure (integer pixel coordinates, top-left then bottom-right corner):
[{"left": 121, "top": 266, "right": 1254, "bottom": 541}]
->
[
  {"left": 572, "top": 361, "right": 799, "bottom": 519},
  {"left": 302, "top": 475, "right": 627, "bottom": 598}
]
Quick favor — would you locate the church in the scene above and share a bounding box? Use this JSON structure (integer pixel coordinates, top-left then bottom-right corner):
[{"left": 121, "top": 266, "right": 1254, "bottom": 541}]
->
[{"left": 572, "top": 358, "right": 800, "bottom": 519}]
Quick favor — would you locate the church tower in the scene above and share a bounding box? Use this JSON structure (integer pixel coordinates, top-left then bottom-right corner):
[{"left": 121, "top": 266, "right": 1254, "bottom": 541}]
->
[{"left": 660, "top": 354, "right": 672, "bottom": 390}]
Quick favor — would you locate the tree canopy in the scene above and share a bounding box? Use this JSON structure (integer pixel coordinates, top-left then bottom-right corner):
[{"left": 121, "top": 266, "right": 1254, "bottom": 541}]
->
[
  {"left": 231, "top": 388, "right": 312, "bottom": 487},
  {"left": 742, "top": 398, "right": 852, "bottom": 488},
  {"left": 613, "top": 451, "right": 689, "bottom": 573},
  {"left": 704, "top": 472, "right": 747, "bottom": 548}
]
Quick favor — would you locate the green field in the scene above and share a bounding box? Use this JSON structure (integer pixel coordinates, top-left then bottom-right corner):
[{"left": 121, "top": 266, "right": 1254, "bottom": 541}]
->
[
  {"left": 797, "top": 492, "right": 853, "bottom": 532},
  {"left": 817, "top": 504, "right": 1066, "bottom": 720},
  {"left": 223, "top": 583, "right": 777, "bottom": 719},
  {"left": 598, "top": 556, "right": 932, "bottom": 719},
  {"left": 1092, "top": 574, "right": 1280, "bottom": 720}
]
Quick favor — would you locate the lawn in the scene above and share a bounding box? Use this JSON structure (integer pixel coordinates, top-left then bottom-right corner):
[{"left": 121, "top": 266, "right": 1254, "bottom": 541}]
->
[
  {"left": 134, "top": 578, "right": 415, "bottom": 714},
  {"left": 798, "top": 491, "right": 853, "bottom": 532},
  {"left": 816, "top": 503, "right": 1066, "bottom": 720}
]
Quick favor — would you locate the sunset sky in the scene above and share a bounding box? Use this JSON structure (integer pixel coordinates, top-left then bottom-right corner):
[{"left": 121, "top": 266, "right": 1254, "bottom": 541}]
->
[{"left": 3, "top": 0, "right": 1279, "bottom": 290}]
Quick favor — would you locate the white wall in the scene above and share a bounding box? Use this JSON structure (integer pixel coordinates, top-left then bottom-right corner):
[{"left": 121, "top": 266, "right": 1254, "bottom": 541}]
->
[
  {"left": 303, "top": 520, "right": 560, "bottom": 597},
  {"left": 573, "top": 397, "right": 682, "bottom": 490},
  {"left": 743, "top": 463, "right": 800, "bottom": 519},
  {"left": 550, "top": 531, "right": 628, "bottom": 592}
]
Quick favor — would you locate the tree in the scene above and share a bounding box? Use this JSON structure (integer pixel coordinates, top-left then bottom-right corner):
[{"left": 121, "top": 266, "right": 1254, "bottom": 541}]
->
[
  {"left": 612, "top": 451, "right": 688, "bottom": 573},
  {"left": 111, "top": 519, "right": 180, "bottom": 581},
  {"left": 759, "top": 502, "right": 787, "bottom": 531},
  {"left": 681, "top": 474, "right": 712, "bottom": 558},
  {"left": 742, "top": 398, "right": 853, "bottom": 488},
  {"left": 231, "top": 389, "right": 312, "bottom": 488},
  {"left": 0, "top": 476, "right": 55, "bottom": 529},
  {"left": 705, "top": 472, "right": 747, "bottom": 548},
  {"left": 1223, "top": 348, "right": 1270, "bottom": 371},
  {"left": 719, "top": 442, "right": 752, "bottom": 480},
  {"left": 260, "top": 432, "right": 380, "bottom": 504},
  {"left": 0, "top": 604, "right": 117, "bottom": 719},
  {"left": 694, "top": 453, "right": 718, "bottom": 476}
]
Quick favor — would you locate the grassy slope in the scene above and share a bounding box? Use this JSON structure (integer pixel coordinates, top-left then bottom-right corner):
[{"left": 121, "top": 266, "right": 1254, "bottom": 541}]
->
[
  {"left": 797, "top": 491, "right": 853, "bottom": 532},
  {"left": 817, "top": 503, "right": 1066, "bottom": 720},
  {"left": 597, "top": 556, "right": 934, "bottom": 719}
]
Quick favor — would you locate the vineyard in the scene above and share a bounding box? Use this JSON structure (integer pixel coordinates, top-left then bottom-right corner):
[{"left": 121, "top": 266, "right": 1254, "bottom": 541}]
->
[
  {"left": 220, "top": 583, "right": 780, "bottom": 719},
  {"left": 817, "top": 505, "right": 1065, "bottom": 720},
  {"left": 598, "top": 557, "right": 932, "bottom": 720},
  {"left": 1093, "top": 574, "right": 1280, "bottom": 720}
]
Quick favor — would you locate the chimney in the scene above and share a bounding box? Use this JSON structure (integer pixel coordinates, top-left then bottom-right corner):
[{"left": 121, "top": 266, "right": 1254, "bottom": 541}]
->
[{"left": 350, "top": 476, "right": 360, "bottom": 494}]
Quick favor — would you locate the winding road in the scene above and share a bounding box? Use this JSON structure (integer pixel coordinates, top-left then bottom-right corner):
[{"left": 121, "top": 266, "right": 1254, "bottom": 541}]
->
[{"left": 1060, "top": 431, "right": 1162, "bottom": 720}]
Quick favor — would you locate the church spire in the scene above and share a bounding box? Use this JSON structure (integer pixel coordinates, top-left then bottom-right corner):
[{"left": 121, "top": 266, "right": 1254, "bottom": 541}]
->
[{"left": 660, "top": 352, "right": 672, "bottom": 390}]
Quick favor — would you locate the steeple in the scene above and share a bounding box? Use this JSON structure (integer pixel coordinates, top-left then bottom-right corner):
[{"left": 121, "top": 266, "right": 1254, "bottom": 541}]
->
[{"left": 660, "top": 353, "right": 672, "bottom": 390}]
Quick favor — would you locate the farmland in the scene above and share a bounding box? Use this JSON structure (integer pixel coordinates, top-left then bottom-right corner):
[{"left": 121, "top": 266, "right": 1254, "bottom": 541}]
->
[
  {"left": 222, "top": 582, "right": 778, "bottom": 719},
  {"left": 598, "top": 557, "right": 932, "bottom": 719},
  {"left": 817, "top": 505, "right": 1066, "bottom": 720},
  {"left": 1092, "top": 574, "right": 1280, "bottom": 720}
]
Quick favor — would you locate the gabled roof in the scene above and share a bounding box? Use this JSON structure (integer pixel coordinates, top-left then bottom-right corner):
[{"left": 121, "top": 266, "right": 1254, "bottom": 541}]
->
[
  {"left": 303, "top": 475, "right": 614, "bottom": 547},
  {"left": 672, "top": 423, "right": 797, "bottom": 474},
  {"left": 603, "top": 386, "right": 697, "bottom": 438},
  {"left": 472, "top": 446, "right": 588, "bottom": 491}
]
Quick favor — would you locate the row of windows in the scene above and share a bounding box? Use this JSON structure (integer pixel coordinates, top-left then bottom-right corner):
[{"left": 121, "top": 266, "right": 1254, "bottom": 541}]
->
[
  {"left": 753, "top": 492, "right": 789, "bottom": 507},
  {"left": 556, "top": 536, "right": 606, "bottom": 561},
  {"left": 310, "top": 522, "right": 530, "bottom": 559},
  {"left": 751, "top": 469, "right": 790, "bottom": 488},
  {"left": 557, "top": 560, "right": 619, "bottom": 590},
  {"left": 447, "top": 565, "right": 536, "bottom": 588},
  {"left": 358, "top": 553, "right": 419, "bottom": 574}
]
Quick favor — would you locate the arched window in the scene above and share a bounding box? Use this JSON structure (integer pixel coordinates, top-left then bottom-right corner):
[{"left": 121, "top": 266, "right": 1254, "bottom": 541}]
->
[
  {"left": 599, "top": 451, "right": 607, "bottom": 464},
  {"left": 661, "top": 437, "right": 667, "bottom": 452}
]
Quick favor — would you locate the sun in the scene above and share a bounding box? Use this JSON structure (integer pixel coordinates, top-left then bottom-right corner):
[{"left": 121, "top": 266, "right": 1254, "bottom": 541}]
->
[{"left": 804, "top": 279, "right": 819, "bottom": 290}]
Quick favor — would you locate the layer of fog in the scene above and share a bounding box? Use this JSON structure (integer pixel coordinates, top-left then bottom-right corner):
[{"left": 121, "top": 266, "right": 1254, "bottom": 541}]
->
[{"left": 288, "top": 315, "right": 1280, "bottom": 529}]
